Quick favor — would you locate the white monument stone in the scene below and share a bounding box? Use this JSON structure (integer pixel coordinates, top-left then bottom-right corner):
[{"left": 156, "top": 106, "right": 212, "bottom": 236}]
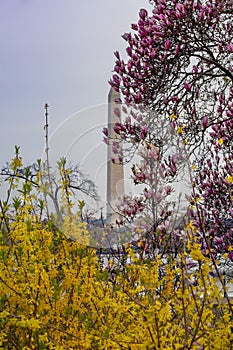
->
[{"left": 106, "top": 87, "right": 124, "bottom": 224}]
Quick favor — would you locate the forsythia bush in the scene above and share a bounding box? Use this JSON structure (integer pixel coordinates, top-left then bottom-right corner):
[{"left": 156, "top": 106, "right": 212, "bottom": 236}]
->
[
  {"left": 1, "top": 207, "right": 233, "bottom": 349},
  {"left": 0, "top": 153, "right": 232, "bottom": 349}
]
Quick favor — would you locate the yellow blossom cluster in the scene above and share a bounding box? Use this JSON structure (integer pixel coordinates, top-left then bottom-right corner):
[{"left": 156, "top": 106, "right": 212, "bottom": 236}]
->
[
  {"left": 0, "top": 154, "right": 232, "bottom": 349},
  {"left": 1, "top": 212, "right": 233, "bottom": 349}
]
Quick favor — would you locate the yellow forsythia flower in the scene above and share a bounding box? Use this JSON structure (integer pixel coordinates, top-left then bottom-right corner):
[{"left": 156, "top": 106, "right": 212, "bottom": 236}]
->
[
  {"left": 10, "top": 157, "right": 23, "bottom": 171},
  {"left": 177, "top": 126, "right": 184, "bottom": 134},
  {"left": 169, "top": 110, "right": 177, "bottom": 120},
  {"left": 226, "top": 175, "right": 233, "bottom": 183},
  {"left": 190, "top": 243, "right": 205, "bottom": 261},
  {"left": 186, "top": 220, "right": 196, "bottom": 232},
  {"left": 218, "top": 138, "right": 224, "bottom": 145}
]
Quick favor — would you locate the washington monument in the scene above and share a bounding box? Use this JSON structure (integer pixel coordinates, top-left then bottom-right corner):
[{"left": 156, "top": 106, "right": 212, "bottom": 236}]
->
[{"left": 106, "top": 87, "right": 124, "bottom": 224}]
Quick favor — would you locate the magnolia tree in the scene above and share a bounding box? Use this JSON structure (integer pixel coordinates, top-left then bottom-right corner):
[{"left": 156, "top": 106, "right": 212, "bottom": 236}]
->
[
  {"left": 191, "top": 113, "right": 233, "bottom": 259},
  {"left": 108, "top": 0, "right": 232, "bottom": 161},
  {"left": 105, "top": 0, "right": 233, "bottom": 259},
  {"left": 113, "top": 120, "right": 190, "bottom": 258}
]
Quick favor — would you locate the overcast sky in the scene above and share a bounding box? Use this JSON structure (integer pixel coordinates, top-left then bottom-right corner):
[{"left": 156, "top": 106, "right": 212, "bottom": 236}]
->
[{"left": 0, "top": 0, "right": 152, "bottom": 209}]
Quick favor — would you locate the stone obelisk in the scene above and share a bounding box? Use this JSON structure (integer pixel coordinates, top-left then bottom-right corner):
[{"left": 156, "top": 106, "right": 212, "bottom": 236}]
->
[{"left": 106, "top": 87, "right": 124, "bottom": 224}]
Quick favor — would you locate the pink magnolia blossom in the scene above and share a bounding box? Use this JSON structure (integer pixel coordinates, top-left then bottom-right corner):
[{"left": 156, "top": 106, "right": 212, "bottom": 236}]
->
[
  {"left": 114, "top": 51, "right": 120, "bottom": 59},
  {"left": 164, "top": 39, "right": 171, "bottom": 50},
  {"left": 174, "top": 44, "right": 179, "bottom": 55},
  {"left": 193, "top": 66, "right": 198, "bottom": 74},
  {"left": 103, "top": 127, "right": 108, "bottom": 137},
  {"left": 114, "top": 108, "right": 121, "bottom": 118},
  {"left": 184, "top": 82, "right": 192, "bottom": 92},
  {"left": 226, "top": 43, "right": 233, "bottom": 53},
  {"left": 139, "top": 8, "right": 148, "bottom": 20},
  {"left": 140, "top": 126, "right": 147, "bottom": 140},
  {"left": 103, "top": 137, "right": 109, "bottom": 145},
  {"left": 201, "top": 116, "right": 208, "bottom": 129}
]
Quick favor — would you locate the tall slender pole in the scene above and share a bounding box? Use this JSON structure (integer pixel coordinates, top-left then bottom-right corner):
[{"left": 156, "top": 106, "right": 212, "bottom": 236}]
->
[
  {"left": 43, "top": 104, "right": 62, "bottom": 223},
  {"left": 42, "top": 103, "right": 50, "bottom": 219},
  {"left": 44, "top": 103, "right": 52, "bottom": 188},
  {"left": 44, "top": 103, "right": 49, "bottom": 173}
]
